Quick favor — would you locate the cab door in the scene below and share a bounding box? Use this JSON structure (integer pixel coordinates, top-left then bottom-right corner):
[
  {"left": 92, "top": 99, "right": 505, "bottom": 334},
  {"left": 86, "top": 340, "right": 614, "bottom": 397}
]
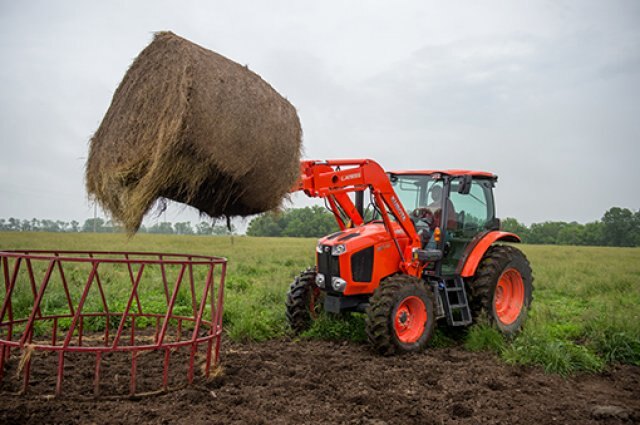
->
[{"left": 441, "top": 177, "right": 496, "bottom": 275}]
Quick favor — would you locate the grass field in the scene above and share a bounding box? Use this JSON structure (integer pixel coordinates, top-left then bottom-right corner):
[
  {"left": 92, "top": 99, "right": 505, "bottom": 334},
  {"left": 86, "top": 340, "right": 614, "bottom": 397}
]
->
[{"left": 1, "top": 232, "right": 639, "bottom": 375}]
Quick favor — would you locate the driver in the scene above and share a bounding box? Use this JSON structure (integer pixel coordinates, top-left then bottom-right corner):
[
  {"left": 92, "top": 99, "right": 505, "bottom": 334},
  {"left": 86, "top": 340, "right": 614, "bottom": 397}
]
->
[
  {"left": 411, "top": 185, "right": 456, "bottom": 248},
  {"left": 428, "top": 186, "right": 456, "bottom": 230}
]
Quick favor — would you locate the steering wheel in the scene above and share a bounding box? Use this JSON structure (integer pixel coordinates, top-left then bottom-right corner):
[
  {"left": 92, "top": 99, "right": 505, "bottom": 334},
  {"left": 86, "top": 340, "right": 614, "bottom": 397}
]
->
[{"left": 411, "top": 207, "right": 434, "bottom": 227}]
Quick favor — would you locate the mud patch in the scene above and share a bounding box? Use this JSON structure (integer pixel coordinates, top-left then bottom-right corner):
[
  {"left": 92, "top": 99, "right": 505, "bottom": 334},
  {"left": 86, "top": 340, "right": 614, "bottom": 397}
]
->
[{"left": 1, "top": 338, "right": 639, "bottom": 424}]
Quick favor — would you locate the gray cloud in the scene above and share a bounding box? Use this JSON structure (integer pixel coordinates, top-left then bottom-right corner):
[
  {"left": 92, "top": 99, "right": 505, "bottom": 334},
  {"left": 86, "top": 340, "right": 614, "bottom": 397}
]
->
[{"left": 1, "top": 0, "right": 638, "bottom": 230}]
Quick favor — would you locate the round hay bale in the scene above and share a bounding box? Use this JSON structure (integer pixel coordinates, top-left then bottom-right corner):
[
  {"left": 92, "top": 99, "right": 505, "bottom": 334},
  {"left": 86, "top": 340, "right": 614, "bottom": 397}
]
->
[{"left": 86, "top": 31, "right": 302, "bottom": 233}]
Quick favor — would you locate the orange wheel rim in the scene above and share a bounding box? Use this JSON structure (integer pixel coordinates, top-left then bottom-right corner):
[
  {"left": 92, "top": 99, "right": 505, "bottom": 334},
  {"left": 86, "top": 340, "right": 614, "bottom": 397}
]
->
[
  {"left": 394, "top": 296, "right": 427, "bottom": 343},
  {"left": 494, "top": 268, "right": 525, "bottom": 325}
]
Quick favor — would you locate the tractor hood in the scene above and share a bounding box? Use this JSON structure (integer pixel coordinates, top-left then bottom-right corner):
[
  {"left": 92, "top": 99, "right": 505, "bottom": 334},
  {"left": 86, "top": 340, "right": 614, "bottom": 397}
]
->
[{"left": 317, "top": 222, "right": 409, "bottom": 253}]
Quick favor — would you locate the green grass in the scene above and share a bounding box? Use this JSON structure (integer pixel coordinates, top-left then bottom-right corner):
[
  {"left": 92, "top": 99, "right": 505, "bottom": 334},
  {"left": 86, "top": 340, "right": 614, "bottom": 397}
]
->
[{"left": 1, "top": 232, "right": 639, "bottom": 375}]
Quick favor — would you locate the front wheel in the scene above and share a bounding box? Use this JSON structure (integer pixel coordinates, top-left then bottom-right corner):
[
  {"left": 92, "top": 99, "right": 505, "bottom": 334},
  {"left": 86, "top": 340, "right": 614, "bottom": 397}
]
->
[
  {"left": 366, "top": 275, "right": 436, "bottom": 355},
  {"left": 469, "top": 245, "right": 534, "bottom": 335},
  {"left": 285, "top": 268, "right": 323, "bottom": 334}
]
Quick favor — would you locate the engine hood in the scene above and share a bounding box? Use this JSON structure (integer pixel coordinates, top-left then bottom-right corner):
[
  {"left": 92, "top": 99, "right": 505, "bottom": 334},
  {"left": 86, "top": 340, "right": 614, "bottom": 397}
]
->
[{"left": 318, "top": 222, "right": 408, "bottom": 252}]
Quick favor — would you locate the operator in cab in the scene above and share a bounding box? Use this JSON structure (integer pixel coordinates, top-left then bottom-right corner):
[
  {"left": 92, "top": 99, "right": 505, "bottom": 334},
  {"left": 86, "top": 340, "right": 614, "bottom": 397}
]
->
[{"left": 411, "top": 185, "right": 456, "bottom": 248}]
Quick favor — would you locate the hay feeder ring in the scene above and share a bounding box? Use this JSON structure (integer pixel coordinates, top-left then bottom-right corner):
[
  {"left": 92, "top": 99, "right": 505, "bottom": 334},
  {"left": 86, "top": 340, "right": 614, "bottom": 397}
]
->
[{"left": 0, "top": 250, "right": 226, "bottom": 397}]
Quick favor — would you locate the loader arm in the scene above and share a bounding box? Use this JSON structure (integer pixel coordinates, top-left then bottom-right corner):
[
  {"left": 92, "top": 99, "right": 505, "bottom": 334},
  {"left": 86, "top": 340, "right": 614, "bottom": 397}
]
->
[{"left": 294, "top": 159, "right": 423, "bottom": 275}]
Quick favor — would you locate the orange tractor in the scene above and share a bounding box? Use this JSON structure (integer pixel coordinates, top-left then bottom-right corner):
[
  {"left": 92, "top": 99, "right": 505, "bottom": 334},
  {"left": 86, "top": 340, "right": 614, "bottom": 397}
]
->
[{"left": 286, "top": 159, "right": 533, "bottom": 354}]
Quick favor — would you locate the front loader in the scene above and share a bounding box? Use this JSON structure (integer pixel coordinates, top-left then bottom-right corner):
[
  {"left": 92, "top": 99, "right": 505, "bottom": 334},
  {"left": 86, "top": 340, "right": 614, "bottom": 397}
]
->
[{"left": 286, "top": 159, "right": 533, "bottom": 354}]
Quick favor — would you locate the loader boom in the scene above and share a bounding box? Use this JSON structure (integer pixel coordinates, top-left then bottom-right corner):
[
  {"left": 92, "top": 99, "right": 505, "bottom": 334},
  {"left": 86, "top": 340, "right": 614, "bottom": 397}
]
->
[{"left": 296, "top": 159, "right": 423, "bottom": 275}]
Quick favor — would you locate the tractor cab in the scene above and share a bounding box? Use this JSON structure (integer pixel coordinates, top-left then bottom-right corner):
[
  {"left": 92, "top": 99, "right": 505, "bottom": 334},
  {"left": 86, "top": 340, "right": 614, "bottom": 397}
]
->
[{"left": 389, "top": 170, "right": 499, "bottom": 276}]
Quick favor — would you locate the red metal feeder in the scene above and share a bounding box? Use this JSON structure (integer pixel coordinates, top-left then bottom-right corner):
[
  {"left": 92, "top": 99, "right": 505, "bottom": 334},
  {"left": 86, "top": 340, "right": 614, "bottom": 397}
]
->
[{"left": 0, "top": 250, "right": 227, "bottom": 397}]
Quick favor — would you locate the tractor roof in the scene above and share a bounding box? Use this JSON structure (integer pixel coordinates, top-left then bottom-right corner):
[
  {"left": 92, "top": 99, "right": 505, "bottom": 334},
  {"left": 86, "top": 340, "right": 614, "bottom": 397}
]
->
[{"left": 390, "top": 169, "right": 496, "bottom": 179}]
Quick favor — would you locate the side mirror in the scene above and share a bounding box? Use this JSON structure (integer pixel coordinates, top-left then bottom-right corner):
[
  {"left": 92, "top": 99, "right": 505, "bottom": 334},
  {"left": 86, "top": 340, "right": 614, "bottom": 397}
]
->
[
  {"left": 458, "top": 175, "right": 472, "bottom": 194},
  {"left": 485, "top": 217, "right": 501, "bottom": 230}
]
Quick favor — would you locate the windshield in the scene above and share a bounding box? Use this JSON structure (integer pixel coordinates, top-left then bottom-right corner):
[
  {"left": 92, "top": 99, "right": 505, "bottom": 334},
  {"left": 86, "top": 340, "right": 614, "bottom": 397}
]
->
[{"left": 389, "top": 174, "right": 440, "bottom": 213}]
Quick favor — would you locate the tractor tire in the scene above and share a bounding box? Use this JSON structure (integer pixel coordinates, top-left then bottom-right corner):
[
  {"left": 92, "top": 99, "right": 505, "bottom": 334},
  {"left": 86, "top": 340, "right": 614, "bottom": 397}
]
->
[
  {"left": 366, "top": 275, "right": 436, "bottom": 355},
  {"left": 468, "top": 245, "right": 533, "bottom": 336},
  {"left": 285, "top": 268, "right": 323, "bottom": 334}
]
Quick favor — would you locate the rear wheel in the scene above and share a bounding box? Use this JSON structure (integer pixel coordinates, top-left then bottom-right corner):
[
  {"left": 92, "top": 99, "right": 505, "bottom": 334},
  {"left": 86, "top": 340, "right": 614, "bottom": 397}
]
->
[
  {"left": 469, "top": 245, "right": 533, "bottom": 335},
  {"left": 366, "top": 275, "right": 436, "bottom": 355},
  {"left": 286, "top": 268, "right": 323, "bottom": 334}
]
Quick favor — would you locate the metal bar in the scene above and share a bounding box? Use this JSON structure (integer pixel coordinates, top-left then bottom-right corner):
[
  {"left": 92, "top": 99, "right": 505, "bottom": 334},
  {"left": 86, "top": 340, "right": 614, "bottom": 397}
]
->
[
  {"left": 111, "top": 264, "right": 146, "bottom": 348},
  {"left": 61, "top": 263, "right": 97, "bottom": 348},
  {"left": 55, "top": 254, "right": 75, "bottom": 316},
  {"left": 154, "top": 316, "right": 160, "bottom": 344},
  {"left": 188, "top": 258, "right": 197, "bottom": 316},
  {"left": 52, "top": 317, "right": 57, "bottom": 346},
  {"left": 79, "top": 315, "right": 84, "bottom": 346},
  {"left": 213, "top": 262, "right": 227, "bottom": 367},
  {"left": 205, "top": 264, "right": 216, "bottom": 377},
  {"left": 124, "top": 254, "right": 143, "bottom": 314},
  {"left": 156, "top": 264, "right": 187, "bottom": 346},
  {"left": 176, "top": 319, "right": 182, "bottom": 342},
  {"left": 0, "top": 257, "right": 21, "bottom": 324},
  {"left": 25, "top": 258, "right": 42, "bottom": 318},
  {"left": 190, "top": 264, "right": 214, "bottom": 342},
  {"left": 130, "top": 315, "right": 136, "bottom": 346},
  {"left": 93, "top": 263, "right": 111, "bottom": 322},
  {"left": 0, "top": 341, "right": 5, "bottom": 382},
  {"left": 19, "top": 260, "right": 56, "bottom": 346},
  {"left": 159, "top": 255, "right": 170, "bottom": 303}
]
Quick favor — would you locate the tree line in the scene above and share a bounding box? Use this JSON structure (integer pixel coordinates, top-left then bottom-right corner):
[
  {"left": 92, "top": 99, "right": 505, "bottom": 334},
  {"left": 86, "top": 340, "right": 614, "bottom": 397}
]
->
[
  {"left": 0, "top": 217, "right": 235, "bottom": 235},
  {"left": 247, "top": 206, "right": 640, "bottom": 247},
  {"left": 501, "top": 207, "right": 640, "bottom": 247},
  {"left": 2, "top": 206, "right": 638, "bottom": 247}
]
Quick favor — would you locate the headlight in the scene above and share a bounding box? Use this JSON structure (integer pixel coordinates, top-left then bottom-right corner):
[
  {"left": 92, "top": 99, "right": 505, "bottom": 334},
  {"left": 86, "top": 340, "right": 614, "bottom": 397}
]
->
[
  {"left": 316, "top": 274, "right": 326, "bottom": 288},
  {"left": 316, "top": 242, "right": 323, "bottom": 253},
  {"left": 331, "top": 277, "right": 347, "bottom": 292},
  {"left": 331, "top": 244, "right": 346, "bottom": 256}
]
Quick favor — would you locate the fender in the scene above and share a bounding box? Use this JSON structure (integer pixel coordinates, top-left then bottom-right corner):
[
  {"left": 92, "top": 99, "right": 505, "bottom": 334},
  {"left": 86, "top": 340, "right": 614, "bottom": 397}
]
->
[{"left": 458, "top": 231, "right": 521, "bottom": 278}]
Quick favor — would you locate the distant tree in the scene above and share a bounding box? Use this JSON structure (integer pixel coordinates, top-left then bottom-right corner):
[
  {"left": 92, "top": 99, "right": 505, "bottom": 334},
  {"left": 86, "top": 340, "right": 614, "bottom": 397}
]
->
[
  {"left": 501, "top": 217, "right": 529, "bottom": 240},
  {"left": 247, "top": 206, "right": 338, "bottom": 237},
  {"left": 601, "top": 207, "right": 638, "bottom": 247},
  {"left": 212, "top": 223, "right": 236, "bottom": 235},
  {"left": 174, "top": 222, "right": 194, "bottom": 235},
  {"left": 70, "top": 220, "right": 80, "bottom": 232},
  {"left": 83, "top": 218, "right": 105, "bottom": 233},
  {"left": 556, "top": 222, "right": 586, "bottom": 246},
  {"left": 579, "top": 221, "right": 604, "bottom": 246},
  {"left": 247, "top": 212, "right": 285, "bottom": 237},
  {"left": 147, "top": 222, "right": 174, "bottom": 234},
  {"left": 7, "top": 217, "right": 20, "bottom": 231},
  {"left": 196, "top": 221, "right": 213, "bottom": 235}
]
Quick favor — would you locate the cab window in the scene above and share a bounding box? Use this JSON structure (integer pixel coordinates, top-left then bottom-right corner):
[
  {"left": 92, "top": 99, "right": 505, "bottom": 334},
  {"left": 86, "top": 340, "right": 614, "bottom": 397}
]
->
[{"left": 449, "top": 178, "right": 495, "bottom": 233}]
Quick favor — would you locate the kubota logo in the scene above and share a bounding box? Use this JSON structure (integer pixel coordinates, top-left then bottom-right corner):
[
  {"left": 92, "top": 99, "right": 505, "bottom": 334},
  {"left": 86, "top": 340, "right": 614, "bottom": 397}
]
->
[
  {"left": 340, "top": 172, "right": 362, "bottom": 181},
  {"left": 391, "top": 196, "right": 406, "bottom": 221}
]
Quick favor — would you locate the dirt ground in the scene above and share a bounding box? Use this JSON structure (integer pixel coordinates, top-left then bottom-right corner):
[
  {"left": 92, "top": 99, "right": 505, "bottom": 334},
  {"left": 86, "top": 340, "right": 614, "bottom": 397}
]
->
[{"left": 0, "top": 338, "right": 638, "bottom": 425}]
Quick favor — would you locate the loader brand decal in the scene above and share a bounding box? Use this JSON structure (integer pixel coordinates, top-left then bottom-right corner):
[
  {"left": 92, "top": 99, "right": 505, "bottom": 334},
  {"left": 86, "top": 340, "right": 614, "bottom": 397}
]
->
[
  {"left": 391, "top": 196, "right": 407, "bottom": 221},
  {"left": 340, "top": 172, "right": 362, "bottom": 182},
  {"left": 376, "top": 243, "right": 391, "bottom": 252}
]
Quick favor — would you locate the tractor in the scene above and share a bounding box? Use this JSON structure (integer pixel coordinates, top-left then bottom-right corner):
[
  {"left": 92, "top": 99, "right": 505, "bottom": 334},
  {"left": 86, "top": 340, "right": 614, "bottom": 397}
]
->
[{"left": 286, "top": 159, "right": 533, "bottom": 354}]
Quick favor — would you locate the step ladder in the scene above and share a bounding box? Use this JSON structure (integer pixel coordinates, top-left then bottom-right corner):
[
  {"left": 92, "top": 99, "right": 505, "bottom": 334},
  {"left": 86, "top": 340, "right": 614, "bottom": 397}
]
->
[{"left": 440, "top": 277, "right": 472, "bottom": 326}]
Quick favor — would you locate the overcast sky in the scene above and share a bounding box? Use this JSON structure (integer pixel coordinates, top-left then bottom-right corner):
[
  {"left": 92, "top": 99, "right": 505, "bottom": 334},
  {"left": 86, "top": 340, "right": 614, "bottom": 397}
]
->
[{"left": 0, "top": 0, "right": 638, "bottom": 231}]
